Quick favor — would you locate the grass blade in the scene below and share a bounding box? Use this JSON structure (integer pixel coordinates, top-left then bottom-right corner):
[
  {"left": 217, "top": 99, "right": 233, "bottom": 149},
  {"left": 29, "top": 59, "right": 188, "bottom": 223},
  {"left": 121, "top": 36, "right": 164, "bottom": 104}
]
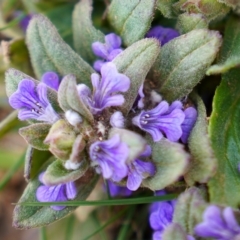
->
[{"left": 17, "top": 194, "right": 177, "bottom": 207}]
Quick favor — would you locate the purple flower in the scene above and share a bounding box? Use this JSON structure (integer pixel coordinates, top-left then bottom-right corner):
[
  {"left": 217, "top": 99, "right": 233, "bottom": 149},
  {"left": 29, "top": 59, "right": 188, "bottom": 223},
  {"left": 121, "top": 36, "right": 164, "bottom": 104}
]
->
[
  {"left": 78, "top": 62, "right": 130, "bottom": 115},
  {"left": 167, "top": 101, "right": 198, "bottom": 143},
  {"left": 104, "top": 181, "right": 132, "bottom": 197},
  {"left": 132, "top": 101, "right": 185, "bottom": 142},
  {"left": 14, "top": 11, "right": 32, "bottom": 32},
  {"left": 145, "top": 26, "right": 179, "bottom": 46},
  {"left": 126, "top": 146, "right": 155, "bottom": 191},
  {"left": 149, "top": 199, "right": 176, "bottom": 240},
  {"left": 92, "top": 33, "right": 123, "bottom": 71},
  {"left": 36, "top": 172, "right": 77, "bottom": 211},
  {"left": 41, "top": 72, "right": 60, "bottom": 91},
  {"left": 9, "top": 79, "right": 59, "bottom": 123},
  {"left": 20, "top": 14, "right": 32, "bottom": 32},
  {"left": 89, "top": 134, "right": 129, "bottom": 181},
  {"left": 181, "top": 107, "right": 197, "bottom": 143},
  {"left": 195, "top": 205, "right": 240, "bottom": 240}
]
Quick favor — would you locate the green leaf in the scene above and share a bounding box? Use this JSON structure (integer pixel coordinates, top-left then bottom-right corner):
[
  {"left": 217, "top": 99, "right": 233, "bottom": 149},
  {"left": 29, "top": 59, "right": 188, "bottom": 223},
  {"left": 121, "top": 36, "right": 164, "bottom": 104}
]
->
[
  {"left": 113, "top": 38, "right": 160, "bottom": 114},
  {"left": 109, "top": 128, "right": 147, "bottom": 162},
  {"left": 13, "top": 165, "right": 99, "bottom": 229},
  {"left": 24, "top": 147, "right": 52, "bottom": 181},
  {"left": 142, "top": 139, "right": 189, "bottom": 191},
  {"left": 19, "top": 123, "right": 51, "bottom": 151},
  {"left": 26, "top": 14, "right": 94, "bottom": 85},
  {"left": 108, "top": 0, "right": 156, "bottom": 46},
  {"left": 5, "top": 68, "right": 61, "bottom": 113},
  {"left": 162, "top": 223, "right": 189, "bottom": 240},
  {"left": 207, "top": 17, "right": 240, "bottom": 75},
  {"left": 58, "top": 74, "right": 93, "bottom": 122},
  {"left": 43, "top": 159, "right": 89, "bottom": 186},
  {"left": 184, "top": 93, "right": 217, "bottom": 185},
  {"left": 176, "top": 13, "right": 208, "bottom": 34},
  {"left": 156, "top": 0, "right": 179, "bottom": 18},
  {"left": 72, "top": 0, "right": 104, "bottom": 63},
  {"left": 208, "top": 69, "right": 240, "bottom": 208},
  {"left": 173, "top": 187, "right": 206, "bottom": 235},
  {"left": 152, "top": 29, "right": 222, "bottom": 101}
]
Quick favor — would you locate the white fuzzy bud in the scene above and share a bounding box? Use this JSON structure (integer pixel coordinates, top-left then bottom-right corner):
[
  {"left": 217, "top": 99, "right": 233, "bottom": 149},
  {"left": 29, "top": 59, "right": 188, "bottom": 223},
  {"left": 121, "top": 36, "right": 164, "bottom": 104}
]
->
[
  {"left": 64, "top": 160, "right": 81, "bottom": 170},
  {"left": 97, "top": 121, "right": 106, "bottom": 136},
  {"left": 110, "top": 111, "right": 125, "bottom": 128},
  {"left": 65, "top": 110, "right": 82, "bottom": 127},
  {"left": 150, "top": 91, "right": 162, "bottom": 104}
]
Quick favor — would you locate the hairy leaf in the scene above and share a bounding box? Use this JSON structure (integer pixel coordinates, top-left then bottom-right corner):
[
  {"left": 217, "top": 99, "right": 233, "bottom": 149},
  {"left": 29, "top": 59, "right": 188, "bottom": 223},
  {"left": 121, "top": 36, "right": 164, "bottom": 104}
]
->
[
  {"left": 152, "top": 29, "right": 222, "bottom": 101},
  {"left": 157, "top": 0, "right": 179, "bottom": 18},
  {"left": 26, "top": 14, "right": 94, "bottom": 85},
  {"left": 108, "top": 0, "right": 156, "bottom": 46},
  {"left": 207, "top": 17, "right": 240, "bottom": 75},
  {"left": 19, "top": 123, "right": 51, "bottom": 150},
  {"left": 13, "top": 163, "right": 98, "bottom": 229},
  {"left": 43, "top": 159, "right": 89, "bottom": 186},
  {"left": 113, "top": 38, "right": 160, "bottom": 114},
  {"left": 173, "top": 187, "right": 206, "bottom": 235},
  {"left": 208, "top": 69, "right": 240, "bottom": 208},
  {"left": 58, "top": 74, "right": 93, "bottom": 122},
  {"left": 174, "top": 0, "right": 230, "bottom": 21},
  {"left": 142, "top": 139, "right": 189, "bottom": 190},
  {"left": 162, "top": 223, "right": 190, "bottom": 240},
  {"left": 218, "top": 0, "right": 240, "bottom": 8},
  {"left": 72, "top": 0, "right": 104, "bottom": 63},
  {"left": 184, "top": 93, "right": 217, "bottom": 185},
  {"left": 176, "top": 13, "right": 208, "bottom": 34}
]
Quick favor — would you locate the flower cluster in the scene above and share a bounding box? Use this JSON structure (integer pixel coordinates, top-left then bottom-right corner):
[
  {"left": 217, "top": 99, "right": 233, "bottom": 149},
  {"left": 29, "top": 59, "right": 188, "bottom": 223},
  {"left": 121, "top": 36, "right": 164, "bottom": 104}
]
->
[{"left": 8, "top": 30, "right": 197, "bottom": 212}]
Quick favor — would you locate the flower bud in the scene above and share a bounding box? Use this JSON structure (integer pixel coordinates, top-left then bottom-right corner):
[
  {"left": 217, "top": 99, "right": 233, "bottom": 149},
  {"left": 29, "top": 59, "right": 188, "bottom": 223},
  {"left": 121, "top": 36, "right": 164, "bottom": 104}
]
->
[
  {"left": 65, "top": 110, "right": 83, "bottom": 127},
  {"left": 44, "top": 119, "right": 76, "bottom": 160}
]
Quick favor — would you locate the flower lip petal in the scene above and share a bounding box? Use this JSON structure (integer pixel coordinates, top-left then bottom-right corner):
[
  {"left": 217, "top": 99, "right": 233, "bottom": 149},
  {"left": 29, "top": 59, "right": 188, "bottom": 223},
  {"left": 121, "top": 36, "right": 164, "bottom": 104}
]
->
[
  {"left": 41, "top": 71, "right": 60, "bottom": 91},
  {"left": 127, "top": 170, "right": 142, "bottom": 191},
  {"left": 105, "top": 33, "right": 122, "bottom": 49},
  {"left": 92, "top": 42, "right": 109, "bottom": 59}
]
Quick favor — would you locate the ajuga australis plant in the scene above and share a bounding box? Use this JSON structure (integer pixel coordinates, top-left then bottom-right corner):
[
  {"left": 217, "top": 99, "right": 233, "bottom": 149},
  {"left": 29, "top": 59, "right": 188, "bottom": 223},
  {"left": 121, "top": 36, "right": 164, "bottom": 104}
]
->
[{"left": 3, "top": 0, "right": 240, "bottom": 239}]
